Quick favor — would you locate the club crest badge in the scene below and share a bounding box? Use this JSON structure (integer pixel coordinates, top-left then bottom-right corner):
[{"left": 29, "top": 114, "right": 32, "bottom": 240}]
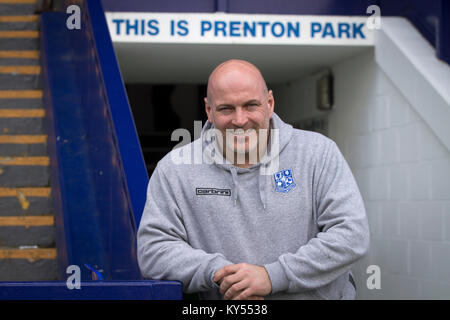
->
[{"left": 274, "top": 169, "right": 296, "bottom": 193}]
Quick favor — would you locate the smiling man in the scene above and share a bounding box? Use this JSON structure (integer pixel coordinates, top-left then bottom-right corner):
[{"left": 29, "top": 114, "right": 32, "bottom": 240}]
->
[
  {"left": 137, "top": 59, "right": 370, "bottom": 300},
  {"left": 205, "top": 60, "right": 273, "bottom": 168}
]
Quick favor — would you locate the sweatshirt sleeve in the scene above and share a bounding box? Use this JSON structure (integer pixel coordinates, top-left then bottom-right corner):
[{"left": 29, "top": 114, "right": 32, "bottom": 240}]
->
[
  {"left": 137, "top": 163, "right": 232, "bottom": 293},
  {"left": 264, "top": 140, "right": 370, "bottom": 294}
]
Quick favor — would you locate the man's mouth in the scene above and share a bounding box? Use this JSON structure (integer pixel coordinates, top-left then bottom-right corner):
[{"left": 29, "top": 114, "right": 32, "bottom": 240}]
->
[{"left": 226, "top": 128, "right": 256, "bottom": 136}]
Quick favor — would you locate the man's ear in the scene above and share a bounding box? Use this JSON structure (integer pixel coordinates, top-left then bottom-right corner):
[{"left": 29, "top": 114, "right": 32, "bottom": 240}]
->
[
  {"left": 204, "top": 97, "right": 213, "bottom": 123},
  {"left": 268, "top": 90, "right": 275, "bottom": 118}
]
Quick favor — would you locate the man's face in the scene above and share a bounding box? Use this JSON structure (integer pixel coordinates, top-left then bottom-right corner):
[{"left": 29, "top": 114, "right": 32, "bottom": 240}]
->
[{"left": 205, "top": 65, "right": 274, "bottom": 163}]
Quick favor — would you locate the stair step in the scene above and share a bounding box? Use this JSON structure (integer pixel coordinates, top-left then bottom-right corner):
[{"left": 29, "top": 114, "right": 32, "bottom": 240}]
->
[
  {"left": 0, "top": 215, "right": 53, "bottom": 226},
  {"left": 0, "top": 90, "right": 43, "bottom": 108},
  {"left": 0, "top": 15, "right": 38, "bottom": 23},
  {"left": 0, "top": 89, "right": 41, "bottom": 98},
  {"left": 0, "top": 117, "right": 44, "bottom": 134},
  {"left": 0, "top": 144, "right": 47, "bottom": 156},
  {"left": 0, "top": 169, "right": 49, "bottom": 187},
  {"left": 0, "top": 50, "right": 38, "bottom": 58},
  {"left": 0, "top": 247, "right": 56, "bottom": 261},
  {"left": 0, "top": 156, "right": 48, "bottom": 165},
  {"left": 0, "top": 75, "right": 41, "bottom": 89},
  {"left": 0, "top": 15, "right": 39, "bottom": 31},
  {"left": 0, "top": 50, "right": 39, "bottom": 66},
  {"left": 0, "top": 216, "right": 54, "bottom": 247},
  {"left": 0, "top": 99, "right": 42, "bottom": 108},
  {"left": 0, "top": 66, "right": 40, "bottom": 74},
  {"left": 0, "top": 66, "right": 41, "bottom": 89},
  {"left": 0, "top": 0, "right": 36, "bottom": 2},
  {"left": 0, "top": 0, "right": 36, "bottom": 5},
  {"left": 0, "top": 1, "right": 37, "bottom": 16},
  {"left": 0, "top": 134, "right": 47, "bottom": 156},
  {"left": 0, "top": 109, "right": 46, "bottom": 135},
  {"left": 0, "top": 30, "right": 39, "bottom": 50},
  {"left": 0, "top": 247, "right": 57, "bottom": 281},
  {"left": 0, "top": 156, "right": 49, "bottom": 187},
  {"left": 0, "top": 134, "right": 46, "bottom": 143},
  {"left": 0, "top": 108, "right": 44, "bottom": 117},
  {"left": 0, "top": 30, "right": 38, "bottom": 38},
  {"left": 0, "top": 187, "right": 51, "bottom": 216}
]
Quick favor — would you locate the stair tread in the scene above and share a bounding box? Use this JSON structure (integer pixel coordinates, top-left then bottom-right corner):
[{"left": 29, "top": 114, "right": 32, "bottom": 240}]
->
[
  {"left": 0, "top": 65, "right": 40, "bottom": 74},
  {"left": 0, "top": 89, "right": 42, "bottom": 98},
  {"left": 0, "top": 108, "right": 44, "bottom": 117},
  {"left": 0, "top": 31, "right": 38, "bottom": 38},
  {"left": 0, "top": 247, "right": 56, "bottom": 261},
  {"left": 0, "top": 50, "right": 39, "bottom": 58},
  {"left": 0, "top": 187, "right": 51, "bottom": 196},
  {"left": 0, "top": 215, "right": 53, "bottom": 226},
  {"left": 0, "top": 134, "right": 46, "bottom": 143},
  {"left": 0, "top": 15, "right": 38, "bottom": 23},
  {"left": 0, "top": 156, "right": 49, "bottom": 165},
  {"left": 0, "top": 0, "right": 36, "bottom": 3}
]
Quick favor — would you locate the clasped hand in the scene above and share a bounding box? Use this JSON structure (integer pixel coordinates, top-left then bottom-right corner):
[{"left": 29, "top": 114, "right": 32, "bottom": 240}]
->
[{"left": 213, "top": 263, "right": 272, "bottom": 300}]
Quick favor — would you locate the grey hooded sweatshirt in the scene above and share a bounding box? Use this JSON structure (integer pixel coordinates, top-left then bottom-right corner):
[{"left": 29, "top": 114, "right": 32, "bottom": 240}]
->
[{"left": 137, "top": 113, "right": 370, "bottom": 300}]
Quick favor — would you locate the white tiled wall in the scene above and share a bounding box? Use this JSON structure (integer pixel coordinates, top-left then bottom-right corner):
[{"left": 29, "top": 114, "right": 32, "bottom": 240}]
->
[
  {"left": 329, "top": 50, "right": 450, "bottom": 299},
  {"left": 275, "top": 47, "right": 450, "bottom": 299}
]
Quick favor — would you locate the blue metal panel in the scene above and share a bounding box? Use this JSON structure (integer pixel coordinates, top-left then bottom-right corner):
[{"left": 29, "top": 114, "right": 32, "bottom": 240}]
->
[
  {"left": 437, "top": 0, "right": 449, "bottom": 64},
  {"left": 84, "top": 0, "right": 149, "bottom": 229},
  {"left": 41, "top": 11, "right": 108, "bottom": 280},
  {"left": 38, "top": 2, "right": 183, "bottom": 299},
  {"left": 227, "top": 0, "right": 369, "bottom": 15},
  {"left": 100, "top": 0, "right": 369, "bottom": 15},
  {"left": 377, "top": 0, "right": 448, "bottom": 64},
  {"left": 101, "top": 0, "right": 215, "bottom": 13},
  {"left": 0, "top": 281, "right": 182, "bottom": 300}
]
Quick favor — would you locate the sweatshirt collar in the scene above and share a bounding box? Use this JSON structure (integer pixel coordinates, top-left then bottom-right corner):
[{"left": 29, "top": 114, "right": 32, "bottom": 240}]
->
[{"left": 201, "top": 113, "right": 293, "bottom": 209}]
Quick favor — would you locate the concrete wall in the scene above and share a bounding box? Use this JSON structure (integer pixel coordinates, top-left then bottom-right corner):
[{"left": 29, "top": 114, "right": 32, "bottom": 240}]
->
[
  {"left": 270, "top": 71, "right": 331, "bottom": 137},
  {"left": 274, "top": 49, "right": 450, "bottom": 299}
]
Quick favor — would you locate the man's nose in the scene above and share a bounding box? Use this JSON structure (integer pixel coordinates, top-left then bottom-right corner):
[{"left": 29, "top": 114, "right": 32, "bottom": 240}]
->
[{"left": 231, "top": 107, "right": 247, "bottom": 127}]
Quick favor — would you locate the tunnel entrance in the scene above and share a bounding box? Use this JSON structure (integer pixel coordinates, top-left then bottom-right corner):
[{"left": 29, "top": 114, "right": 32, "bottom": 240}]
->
[{"left": 117, "top": 42, "right": 371, "bottom": 175}]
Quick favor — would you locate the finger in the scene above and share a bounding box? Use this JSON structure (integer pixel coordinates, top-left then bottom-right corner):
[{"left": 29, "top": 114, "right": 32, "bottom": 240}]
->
[
  {"left": 214, "top": 264, "right": 239, "bottom": 283},
  {"left": 223, "top": 279, "right": 249, "bottom": 299},
  {"left": 220, "top": 272, "right": 246, "bottom": 295},
  {"left": 232, "top": 288, "right": 253, "bottom": 300},
  {"left": 247, "top": 296, "right": 265, "bottom": 300}
]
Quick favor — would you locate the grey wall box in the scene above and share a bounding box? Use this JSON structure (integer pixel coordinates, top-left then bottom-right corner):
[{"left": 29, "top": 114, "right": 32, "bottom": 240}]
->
[{"left": 316, "top": 70, "right": 333, "bottom": 111}]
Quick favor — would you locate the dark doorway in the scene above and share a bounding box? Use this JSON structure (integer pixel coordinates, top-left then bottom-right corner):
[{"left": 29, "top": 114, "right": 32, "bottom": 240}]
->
[{"left": 125, "top": 83, "right": 207, "bottom": 175}]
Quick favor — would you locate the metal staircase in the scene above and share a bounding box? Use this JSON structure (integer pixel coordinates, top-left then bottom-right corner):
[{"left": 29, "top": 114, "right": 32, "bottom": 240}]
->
[{"left": 0, "top": 0, "right": 57, "bottom": 281}]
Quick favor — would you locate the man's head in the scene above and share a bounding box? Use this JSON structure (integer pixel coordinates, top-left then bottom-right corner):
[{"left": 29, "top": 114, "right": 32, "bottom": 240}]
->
[{"left": 204, "top": 59, "right": 274, "bottom": 166}]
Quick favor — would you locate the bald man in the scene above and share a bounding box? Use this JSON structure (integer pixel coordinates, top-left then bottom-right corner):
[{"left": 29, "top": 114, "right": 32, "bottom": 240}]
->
[{"left": 137, "top": 59, "right": 370, "bottom": 300}]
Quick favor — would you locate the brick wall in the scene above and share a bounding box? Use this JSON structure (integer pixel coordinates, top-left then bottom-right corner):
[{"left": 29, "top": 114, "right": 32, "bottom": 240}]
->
[{"left": 330, "top": 50, "right": 450, "bottom": 299}]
